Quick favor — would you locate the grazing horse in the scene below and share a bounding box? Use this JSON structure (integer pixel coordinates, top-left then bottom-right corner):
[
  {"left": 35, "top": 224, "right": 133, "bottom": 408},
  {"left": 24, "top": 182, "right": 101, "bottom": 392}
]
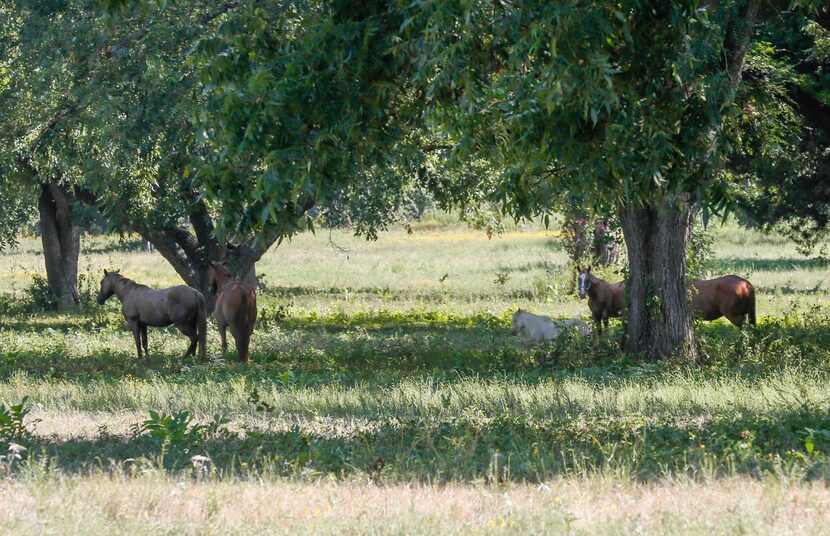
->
[
  {"left": 690, "top": 275, "right": 756, "bottom": 328},
  {"left": 577, "top": 266, "right": 625, "bottom": 334},
  {"left": 97, "top": 270, "right": 207, "bottom": 361},
  {"left": 210, "top": 262, "right": 257, "bottom": 364},
  {"left": 511, "top": 309, "right": 591, "bottom": 345}
]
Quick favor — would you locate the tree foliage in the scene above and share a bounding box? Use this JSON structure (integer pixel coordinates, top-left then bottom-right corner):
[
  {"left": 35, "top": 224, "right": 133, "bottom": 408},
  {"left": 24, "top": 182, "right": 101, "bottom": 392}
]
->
[{"left": 731, "top": 9, "right": 830, "bottom": 252}]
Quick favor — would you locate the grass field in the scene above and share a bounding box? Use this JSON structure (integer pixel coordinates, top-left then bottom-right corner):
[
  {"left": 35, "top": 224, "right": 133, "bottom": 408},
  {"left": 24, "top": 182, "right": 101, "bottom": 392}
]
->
[{"left": 1, "top": 218, "right": 830, "bottom": 534}]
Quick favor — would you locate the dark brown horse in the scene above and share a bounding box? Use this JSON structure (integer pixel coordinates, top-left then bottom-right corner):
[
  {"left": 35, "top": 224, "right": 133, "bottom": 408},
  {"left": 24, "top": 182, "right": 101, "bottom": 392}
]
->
[
  {"left": 210, "top": 262, "right": 257, "bottom": 364},
  {"left": 98, "top": 270, "right": 207, "bottom": 361},
  {"left": 577, "top": 266, "right": 625, "bottom": 333},
  {"left": 690, "top": 275, "right": 756, "bottom": 328}
]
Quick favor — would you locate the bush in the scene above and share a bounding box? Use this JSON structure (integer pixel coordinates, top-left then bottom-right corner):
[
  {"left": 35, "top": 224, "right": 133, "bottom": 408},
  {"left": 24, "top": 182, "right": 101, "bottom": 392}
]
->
[
  {"left": 23, "top": 273, "right": 59, "bottom": 311},
  {"left": 20, "top": 271, "right": 98, "bottom": 312}
]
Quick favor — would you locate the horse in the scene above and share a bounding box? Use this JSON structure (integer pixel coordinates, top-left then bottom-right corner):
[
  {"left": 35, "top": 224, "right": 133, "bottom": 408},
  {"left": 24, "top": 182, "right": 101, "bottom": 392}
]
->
[
  {"left": 690, "top": 275, "right": 756, "bottom": 328},
  {"left": 210, "top": 262, "right": 257, "bottom": 364},
  {"left": 97, "top": 270, "right": 207, "bottom": 361},
  {"left": 511, "top": 309, "right": 591, "bottom": 345},
  {"left": 577, "top": 266, "right": 625, "bottom": 334}
]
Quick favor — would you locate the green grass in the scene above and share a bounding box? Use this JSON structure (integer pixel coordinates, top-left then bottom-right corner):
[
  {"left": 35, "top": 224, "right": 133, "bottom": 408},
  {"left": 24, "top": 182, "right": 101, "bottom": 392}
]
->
[{"left": 2, "top": 218, "right": 830, "bottom": 533}]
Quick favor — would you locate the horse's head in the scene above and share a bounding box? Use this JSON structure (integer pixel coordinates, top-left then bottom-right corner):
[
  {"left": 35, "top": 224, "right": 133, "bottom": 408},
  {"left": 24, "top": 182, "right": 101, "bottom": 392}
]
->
[
  {"left": 98, "top": 269, "right": 118, "bottom": 305},
  {"left": 577, "top": 266, "right": 593, "bottom": 299},
  {"left": 209, "top": 262, "right": 231, "bottom": 294},
  {"left": 511, "top": 308, "right": 524, "bottom": 335}
]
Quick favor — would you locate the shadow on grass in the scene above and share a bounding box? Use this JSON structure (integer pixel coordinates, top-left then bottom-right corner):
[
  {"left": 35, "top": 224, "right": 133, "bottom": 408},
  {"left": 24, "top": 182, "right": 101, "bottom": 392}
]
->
[
  {"left": 19, "top": 408, "right": 830, "bottom": 483},
  {"left": 2, "top": 310, "right": 830, "bottom": 382}
]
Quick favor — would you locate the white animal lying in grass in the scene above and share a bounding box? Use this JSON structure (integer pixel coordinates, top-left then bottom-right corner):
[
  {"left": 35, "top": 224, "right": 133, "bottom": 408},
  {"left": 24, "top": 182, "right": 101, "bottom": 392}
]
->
[{"left": 510, "top": 309, "right": 591, "bottom": 346}]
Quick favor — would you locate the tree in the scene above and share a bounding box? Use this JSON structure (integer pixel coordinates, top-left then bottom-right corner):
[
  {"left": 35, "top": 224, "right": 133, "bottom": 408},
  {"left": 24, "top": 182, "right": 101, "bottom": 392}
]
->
[
  {"left": 0, "top": 1, "right": 292, "bottom": 309},
  {"left": 5, "top": 1, "right": 443, "bottom": 309}
]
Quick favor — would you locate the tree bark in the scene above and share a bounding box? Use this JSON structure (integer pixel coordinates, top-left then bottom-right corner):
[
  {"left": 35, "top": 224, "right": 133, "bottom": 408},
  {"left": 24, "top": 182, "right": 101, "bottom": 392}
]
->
[
  {"left": 619, "top": 196, "right": 699, "bottom": 362},
  {"left": 37, "top": 182, "right": 81, "bottom": 311}
]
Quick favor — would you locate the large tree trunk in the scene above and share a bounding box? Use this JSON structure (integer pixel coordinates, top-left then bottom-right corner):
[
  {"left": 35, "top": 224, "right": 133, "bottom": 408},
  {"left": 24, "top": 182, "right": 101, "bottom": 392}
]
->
[
  {"left": 37, "top": 182, "right": 81, "bottom": 311},
  {"left": 619, "top": 196, "right": 699, "bottom": 362}
]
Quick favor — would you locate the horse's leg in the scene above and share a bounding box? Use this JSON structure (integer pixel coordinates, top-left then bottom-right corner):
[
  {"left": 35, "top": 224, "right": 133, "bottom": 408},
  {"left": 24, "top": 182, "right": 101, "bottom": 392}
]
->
[
  {"left": 602, "top": 314, "right": 609, "bottom": 332},
  {"left": 219, "top": 324, "right": 228, "bottom": 357},
  {"left": 128, "top": 320, "right": 143, "bottom": 361},
  {"left": 534, "top": 346, "right": 547, "bottom": 367},
  {"left": 139, "top": 323, "right": 149, "bottom": 355},
  {"left": 726, "top": 314, "right": 744, "bottom": 330},
  {"left": 593, "top": 314, "right": 603, "bottom": 335},
  {"left": 229, "top": 324, "right": 246, "bottom": 363},
  {"left": 178, "top": 320, "right": 198, "bottom": 358}
]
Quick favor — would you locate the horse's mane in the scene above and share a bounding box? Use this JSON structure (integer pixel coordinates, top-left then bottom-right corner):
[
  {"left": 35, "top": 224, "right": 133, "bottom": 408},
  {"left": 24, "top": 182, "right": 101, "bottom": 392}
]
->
[{"left": 109, "top": 273, "right": 146, "bottom": 291}]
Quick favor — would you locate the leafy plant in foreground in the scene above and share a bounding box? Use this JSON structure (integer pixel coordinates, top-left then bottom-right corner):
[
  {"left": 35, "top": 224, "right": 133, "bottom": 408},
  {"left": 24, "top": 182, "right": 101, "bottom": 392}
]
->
[
  {"left": 139, "top": 411, "right": 232, "bottom": 454},
  {"left": 0, "top": 396, "right": 30, "bottom": 443}
]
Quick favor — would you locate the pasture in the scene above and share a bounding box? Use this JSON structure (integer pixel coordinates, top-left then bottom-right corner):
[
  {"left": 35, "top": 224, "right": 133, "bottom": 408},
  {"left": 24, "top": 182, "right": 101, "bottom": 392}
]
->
[{"left": 2, "top": 219, "right": 830, "bottom": 534}]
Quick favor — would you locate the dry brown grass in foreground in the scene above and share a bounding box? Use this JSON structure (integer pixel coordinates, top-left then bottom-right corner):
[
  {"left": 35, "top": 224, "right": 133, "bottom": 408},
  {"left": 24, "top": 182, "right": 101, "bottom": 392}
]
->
[{"left": 3, "top": 476, "right": 830, "bottom": 535}]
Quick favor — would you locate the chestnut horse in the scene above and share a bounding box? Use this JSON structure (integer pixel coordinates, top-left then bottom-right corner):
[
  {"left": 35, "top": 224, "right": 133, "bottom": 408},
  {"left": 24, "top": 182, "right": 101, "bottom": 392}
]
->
[
  {"left": 97, "top": 270, "right": 207, "bottom": 361},
  {"left": 210, "top": 262, "right": 257, "bottom": 364},
  {"left": 690, "top": 275, "right": 756, "bottom": 328},
  {"left": 577, "top": 266, "right": 625, "bottom": 334}
]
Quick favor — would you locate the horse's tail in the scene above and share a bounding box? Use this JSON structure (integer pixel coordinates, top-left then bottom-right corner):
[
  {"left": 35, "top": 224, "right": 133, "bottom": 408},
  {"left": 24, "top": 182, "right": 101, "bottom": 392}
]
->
[
  {"left": 747, "top": 285, "right": 756, "bottom": 326},
  {"left": 197, "top": 292, "right": 208, "bottom": 362},
  {"left": 236, "top": 290, "right": 257, "bottom": 363}
]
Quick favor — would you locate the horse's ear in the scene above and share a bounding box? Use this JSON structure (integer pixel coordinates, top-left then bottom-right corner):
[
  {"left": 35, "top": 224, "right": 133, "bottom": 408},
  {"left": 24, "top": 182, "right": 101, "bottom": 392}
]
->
[
  {"left": 103, "top": 269, "right": 109, "bottom": 276},
  {"left": 587, "top": 266, "right": 592, "bottom": 273}
]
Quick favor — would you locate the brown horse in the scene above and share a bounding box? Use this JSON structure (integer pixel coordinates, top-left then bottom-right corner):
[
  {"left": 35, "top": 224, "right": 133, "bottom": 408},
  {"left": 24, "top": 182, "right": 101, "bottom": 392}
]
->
[
  {"left": 98, "top": 270, "right": 207, "bottom": 361},
  {"left": 210, "top": 262, "right": 257, "bottom": 364},
  {"left": 577, "top": 266, "right": 625, "bottom": 334},
  {"left": 690, "top": 275, "right": 756, "bottom": 328}
]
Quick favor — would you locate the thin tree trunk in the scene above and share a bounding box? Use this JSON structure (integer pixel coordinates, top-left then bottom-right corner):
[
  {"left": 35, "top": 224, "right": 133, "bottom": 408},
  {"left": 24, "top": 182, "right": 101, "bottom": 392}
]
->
[
  {"left": 563, "top": 208, "right": 591, "bottom": 265},
  {"left": 37, "top": 182, "right": 81, "bottom": 311},
  {"left": 619, "top": 196, "right": 699, "bottom": 362},
  {"left": 593, "top": 218, "right": 620, "bottom": 266}
]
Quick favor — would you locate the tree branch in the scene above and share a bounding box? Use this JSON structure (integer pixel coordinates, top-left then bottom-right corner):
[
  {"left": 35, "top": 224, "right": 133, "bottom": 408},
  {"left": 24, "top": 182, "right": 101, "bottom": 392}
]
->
[
  {"left": 200, "top": 2, "right": 241, "bottom": 25},
  {"left": 723, "top": 0, "right": 761, "bottom": 87}
]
